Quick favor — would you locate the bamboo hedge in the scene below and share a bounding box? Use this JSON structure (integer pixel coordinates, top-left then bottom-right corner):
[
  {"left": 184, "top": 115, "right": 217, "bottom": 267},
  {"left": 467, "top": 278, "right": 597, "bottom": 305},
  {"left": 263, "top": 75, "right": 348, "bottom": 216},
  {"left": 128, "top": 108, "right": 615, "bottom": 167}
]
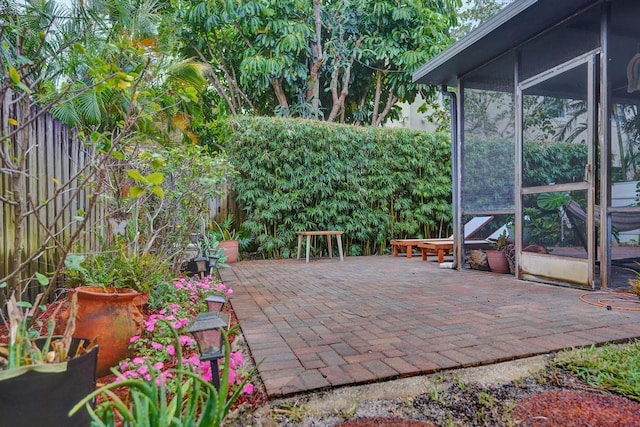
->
[{"left": 219, "top": 117, "right": 453, "bottom": 258}]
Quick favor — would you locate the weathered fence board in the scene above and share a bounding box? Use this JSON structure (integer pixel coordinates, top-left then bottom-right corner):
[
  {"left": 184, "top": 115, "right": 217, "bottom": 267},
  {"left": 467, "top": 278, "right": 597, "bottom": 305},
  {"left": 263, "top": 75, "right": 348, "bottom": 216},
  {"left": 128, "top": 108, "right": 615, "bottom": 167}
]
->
[{"left": 0, "top": 94, "right": 105, "bottom": 300}]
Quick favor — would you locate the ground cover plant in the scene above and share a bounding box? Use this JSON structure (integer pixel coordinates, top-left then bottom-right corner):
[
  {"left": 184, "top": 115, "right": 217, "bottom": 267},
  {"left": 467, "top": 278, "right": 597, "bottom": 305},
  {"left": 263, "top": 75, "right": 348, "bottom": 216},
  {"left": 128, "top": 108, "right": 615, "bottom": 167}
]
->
[{"left": 552, "top": 341, "right": 640, "bottom": 401}]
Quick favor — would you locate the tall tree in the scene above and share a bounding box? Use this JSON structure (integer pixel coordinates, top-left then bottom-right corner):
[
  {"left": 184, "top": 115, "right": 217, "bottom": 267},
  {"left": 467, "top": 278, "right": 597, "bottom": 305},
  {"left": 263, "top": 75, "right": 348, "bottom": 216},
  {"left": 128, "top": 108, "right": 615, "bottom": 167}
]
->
[
  {"left": 176, "top": 0, "right": 460, "bottom": 125},
  {"left": 451, "top": 0, "right": 513, "bottom": 41}
]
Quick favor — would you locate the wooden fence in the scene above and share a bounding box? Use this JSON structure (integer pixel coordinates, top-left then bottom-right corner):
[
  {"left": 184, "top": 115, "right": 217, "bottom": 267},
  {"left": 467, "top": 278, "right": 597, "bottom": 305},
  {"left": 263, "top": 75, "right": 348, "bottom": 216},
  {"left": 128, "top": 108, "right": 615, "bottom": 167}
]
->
[
  {"left": 1, "top": 93, "right": 231, "bottom": 303},
  {"left": 1, "top": 93, "right": 103, "bottom": 300}
]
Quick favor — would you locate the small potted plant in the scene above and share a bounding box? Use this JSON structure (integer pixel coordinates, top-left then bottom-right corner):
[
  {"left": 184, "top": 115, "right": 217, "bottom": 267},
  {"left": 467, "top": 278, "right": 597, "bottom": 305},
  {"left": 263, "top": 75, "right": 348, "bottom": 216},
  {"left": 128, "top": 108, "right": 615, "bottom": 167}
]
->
[
  {"left": 0, "top": 293, "right": 98, "bottom": 427},
  {"left": 210, "top": 216, "right": 241, "bottom": 263},
  {"left": 486, "top": 231, "right": 510, "bottom": 274},
  {"left": 62, "top": 252, "right": 146, "bottom": 377}
]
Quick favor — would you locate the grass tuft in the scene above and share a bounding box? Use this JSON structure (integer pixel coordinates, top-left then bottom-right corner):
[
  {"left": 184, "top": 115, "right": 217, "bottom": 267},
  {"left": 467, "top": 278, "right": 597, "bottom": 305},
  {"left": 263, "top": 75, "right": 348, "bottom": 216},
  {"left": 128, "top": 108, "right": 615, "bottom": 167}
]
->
[{"left": 552, "top": 340, "right": 640, "bottom": 401}]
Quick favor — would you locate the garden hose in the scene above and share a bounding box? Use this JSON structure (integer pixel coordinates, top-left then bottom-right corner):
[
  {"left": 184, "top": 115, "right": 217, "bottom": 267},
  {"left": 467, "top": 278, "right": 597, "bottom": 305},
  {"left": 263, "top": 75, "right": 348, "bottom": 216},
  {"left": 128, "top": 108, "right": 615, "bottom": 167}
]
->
[{"left": 579, "top": 291, "right": 640, "bottom": 311}]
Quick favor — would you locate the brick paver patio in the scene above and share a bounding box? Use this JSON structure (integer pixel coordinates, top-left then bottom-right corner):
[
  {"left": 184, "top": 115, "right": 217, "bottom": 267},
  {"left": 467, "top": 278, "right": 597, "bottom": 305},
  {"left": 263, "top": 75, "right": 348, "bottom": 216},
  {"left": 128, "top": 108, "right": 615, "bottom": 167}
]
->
[{"left": 221, "top": 255, "right": 640, "bottom": 398}]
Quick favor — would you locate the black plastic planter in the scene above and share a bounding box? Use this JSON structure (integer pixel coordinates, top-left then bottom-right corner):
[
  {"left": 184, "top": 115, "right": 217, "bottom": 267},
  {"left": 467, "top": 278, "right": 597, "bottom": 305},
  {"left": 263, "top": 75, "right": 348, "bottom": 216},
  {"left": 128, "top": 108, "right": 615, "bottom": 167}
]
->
[{"left": 0, "top": 339, "right": 98, "bottom": 427}]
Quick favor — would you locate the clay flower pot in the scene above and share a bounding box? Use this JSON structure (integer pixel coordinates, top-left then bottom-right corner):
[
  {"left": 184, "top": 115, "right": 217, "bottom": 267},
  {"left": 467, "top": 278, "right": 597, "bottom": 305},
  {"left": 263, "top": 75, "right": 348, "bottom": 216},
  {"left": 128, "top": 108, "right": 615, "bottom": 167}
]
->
[
  {"left": 486, "top": 250, "right": 510, "bottom": 274},
  {"left": 67, "top": 286, "right": 143, "bottom": 377},
  {"left": 218, "top": 240, "right": 239, "bottom": 263}
]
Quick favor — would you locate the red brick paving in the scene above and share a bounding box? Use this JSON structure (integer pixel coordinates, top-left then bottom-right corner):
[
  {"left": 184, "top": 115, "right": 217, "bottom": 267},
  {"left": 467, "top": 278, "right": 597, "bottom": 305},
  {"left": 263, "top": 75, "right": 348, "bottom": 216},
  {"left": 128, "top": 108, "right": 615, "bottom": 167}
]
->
[{"left": 221, "top": 256, "right": 640, "bottom": 398}]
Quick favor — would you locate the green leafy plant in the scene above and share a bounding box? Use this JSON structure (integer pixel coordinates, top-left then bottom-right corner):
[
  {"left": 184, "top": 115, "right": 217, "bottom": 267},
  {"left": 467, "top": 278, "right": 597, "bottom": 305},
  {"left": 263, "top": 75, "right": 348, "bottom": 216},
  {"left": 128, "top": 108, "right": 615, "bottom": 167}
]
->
[
  {"left": 1, "top": 291, "right": 92, "bottom": 371},
  {"left": 63, "top": 244, "right": 172, "bottom": 293},
  {"left": 126, "top": 170, "right": 165, "bottom": 199},
  {"left": 553, "top": 341, "right": 640, "bottom": 401},
  {"left": 210, "top": 216, "right": 240, "bottom": 241},
  {"left": 220, "top": 116, "right": 453, "bottom": 259},
  {"left": 489, "top": 230, "right": 508, "bottom": 251},
  {"left": 625, "top": 262, "right": 640, "bottom": 297},
  {"left": 69, "top": 320, "right": 255, "bottom": 426},
  {"left": 198, "top": 231, "right": 228, "bottom": 266}
]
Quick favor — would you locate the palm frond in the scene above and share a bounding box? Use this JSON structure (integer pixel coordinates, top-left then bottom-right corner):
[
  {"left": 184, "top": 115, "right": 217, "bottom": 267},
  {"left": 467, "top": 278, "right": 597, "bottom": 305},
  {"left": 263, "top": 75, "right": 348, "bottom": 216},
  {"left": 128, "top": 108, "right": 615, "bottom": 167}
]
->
[{"left": 166, "top": 59, "right": 210, "bottom": 88}]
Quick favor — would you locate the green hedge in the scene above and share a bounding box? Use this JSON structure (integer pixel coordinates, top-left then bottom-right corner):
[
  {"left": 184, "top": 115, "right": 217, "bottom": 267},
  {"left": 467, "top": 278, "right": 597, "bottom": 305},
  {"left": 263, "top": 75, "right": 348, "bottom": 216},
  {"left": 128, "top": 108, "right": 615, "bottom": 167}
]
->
[
  {"left": 462, "top": 137, "right": 587, "bottom": 211},
  {"left": 219, "top": 117, "right": 452, "bottom": 258}
]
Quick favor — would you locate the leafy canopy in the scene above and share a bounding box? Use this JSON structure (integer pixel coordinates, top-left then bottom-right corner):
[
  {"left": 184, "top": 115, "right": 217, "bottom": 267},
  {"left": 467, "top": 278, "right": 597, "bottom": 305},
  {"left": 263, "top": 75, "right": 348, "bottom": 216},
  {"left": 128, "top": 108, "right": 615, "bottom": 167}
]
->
[{"left": 176, "top": 0, "right": 461, "bottom": 125}]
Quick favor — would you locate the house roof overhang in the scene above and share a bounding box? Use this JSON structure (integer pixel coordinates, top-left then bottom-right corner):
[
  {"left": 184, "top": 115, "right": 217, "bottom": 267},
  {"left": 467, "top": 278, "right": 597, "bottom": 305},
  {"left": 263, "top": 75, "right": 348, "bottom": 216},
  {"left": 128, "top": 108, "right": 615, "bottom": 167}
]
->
[{"left": 413, "top": 0, "right": 600, "bottom": 86}]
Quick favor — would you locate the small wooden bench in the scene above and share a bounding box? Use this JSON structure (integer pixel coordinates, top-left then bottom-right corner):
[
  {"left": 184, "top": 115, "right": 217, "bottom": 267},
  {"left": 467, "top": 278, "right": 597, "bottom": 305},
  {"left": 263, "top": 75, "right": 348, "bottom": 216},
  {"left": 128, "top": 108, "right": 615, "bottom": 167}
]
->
[
  {"left": 390, "top": 216, "right": 495, "bottom": 260},
  {"left": 297, "top": 231, "right": 344, "bottom": 263},
  {"left": 389, "top": 239, "right": 426, "bottom": 259},
  {"left": 418, "top": 241, "right": 454, "bottom": 263}
]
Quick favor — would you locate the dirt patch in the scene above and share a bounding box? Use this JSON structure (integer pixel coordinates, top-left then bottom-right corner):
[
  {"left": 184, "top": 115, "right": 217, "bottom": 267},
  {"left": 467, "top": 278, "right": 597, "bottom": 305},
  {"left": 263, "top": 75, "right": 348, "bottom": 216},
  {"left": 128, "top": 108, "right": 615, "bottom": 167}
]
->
[
  {"left": 336, "top": 417, "right": 436, "bottom": 427},
  {"left": 228, "top": 356, "right": 640, "bottom": 427}
]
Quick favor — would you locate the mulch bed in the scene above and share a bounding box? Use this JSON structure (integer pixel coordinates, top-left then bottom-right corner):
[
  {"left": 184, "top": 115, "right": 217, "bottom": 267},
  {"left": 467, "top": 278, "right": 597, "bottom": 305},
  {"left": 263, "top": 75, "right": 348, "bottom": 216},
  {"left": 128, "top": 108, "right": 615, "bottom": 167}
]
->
[
  {"left": 512, "top": 390, "right": 640, "bottom": 427},
  {"left": 329, "top": 391, "right": 640, "bottom": 427}
]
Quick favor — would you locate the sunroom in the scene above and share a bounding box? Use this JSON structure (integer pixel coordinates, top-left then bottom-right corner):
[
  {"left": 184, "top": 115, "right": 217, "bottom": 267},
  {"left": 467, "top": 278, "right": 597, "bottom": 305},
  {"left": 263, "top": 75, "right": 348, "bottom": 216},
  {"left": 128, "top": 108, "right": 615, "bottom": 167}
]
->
[{"left": 414, "top": 0, "right": 640, "bottom": 289}]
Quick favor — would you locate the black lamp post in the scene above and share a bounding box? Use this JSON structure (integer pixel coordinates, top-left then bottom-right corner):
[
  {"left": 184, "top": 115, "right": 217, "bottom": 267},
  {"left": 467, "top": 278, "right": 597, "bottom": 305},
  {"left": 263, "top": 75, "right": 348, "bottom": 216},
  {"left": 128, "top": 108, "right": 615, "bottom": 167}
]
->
[
  {"left": 207, "top": 255, "right": 221, "bottom": 281},
  {"left": 193, "top": 256, "right": 209, "bottom": 278},
  {"left": 205, "top": 294, "right": 227, "bottom": 313},
  {"left": 187, "top": 312, "right": 228, "bottom": 389}
]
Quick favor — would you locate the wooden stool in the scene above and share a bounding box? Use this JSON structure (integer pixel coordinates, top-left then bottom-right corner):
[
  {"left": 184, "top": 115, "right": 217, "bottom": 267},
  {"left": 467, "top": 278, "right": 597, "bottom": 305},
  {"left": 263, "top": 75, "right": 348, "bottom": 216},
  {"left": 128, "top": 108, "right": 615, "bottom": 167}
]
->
[{"left": 297, "top": 231, "right": 344, "bottom": 263}]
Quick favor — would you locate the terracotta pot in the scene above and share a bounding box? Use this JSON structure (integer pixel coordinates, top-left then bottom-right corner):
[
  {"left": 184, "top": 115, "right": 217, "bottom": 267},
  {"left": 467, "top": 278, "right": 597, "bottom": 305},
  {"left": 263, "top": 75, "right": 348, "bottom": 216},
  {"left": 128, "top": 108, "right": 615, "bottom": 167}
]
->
[
  {"left": 67, "top": 286, "right": 143, "bottom": 377},
  {"left": 218, "top": 240, "right": 239, "bottom": 263},
  {"left": 486, "top": 250, "right": 510, "bottom": 274},
  {"left": 133, "top": 290, "right": 150, "bottom": 309}
]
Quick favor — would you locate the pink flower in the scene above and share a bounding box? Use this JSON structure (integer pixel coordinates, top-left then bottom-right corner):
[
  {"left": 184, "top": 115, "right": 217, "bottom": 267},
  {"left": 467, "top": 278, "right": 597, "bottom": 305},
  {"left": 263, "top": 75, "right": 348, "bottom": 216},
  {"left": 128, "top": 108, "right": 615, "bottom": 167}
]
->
[
  {"left": 132, "top": 356, "right": 146, "bottom": 364},
  {"left": 129, "top": 335, "right": 140, "bottom": 343},
  {"left": 144, "top": 318, "right": 156, "bottom": 332},
  {"left": 153, "top": 361, "right": 164, "bottom": 370},
  {"left": 201, "top": 368, "right": 212, "bottom": 382},
  {"left": 171, "top": 318, "right": 189, "bottom": 329},
  {"left": 151, "top": 342, "right": 163, "bottom": 351},
  {"left": 166, "top": 345, "right": 175, "bottom": 356},
  {"left": 179, "top": 335, "right": 195, "bottom": 347},
  {"left": 121, "top": 370, "right": 139, "bottom": 379},
  {"left": 225, "top": 289, "right": 233, "bottom": 296},
  {"left": 187, "top": 354, "right": 201, "bottom": 366},
  {"left": 137, "top": 365, "right": 149, "bottom": 375},
  {"left": 242, "top": 383, "right": 255, "bottom": 395},
  {"left": 230, "top": 352, "right": 244, "bottom": 368}
]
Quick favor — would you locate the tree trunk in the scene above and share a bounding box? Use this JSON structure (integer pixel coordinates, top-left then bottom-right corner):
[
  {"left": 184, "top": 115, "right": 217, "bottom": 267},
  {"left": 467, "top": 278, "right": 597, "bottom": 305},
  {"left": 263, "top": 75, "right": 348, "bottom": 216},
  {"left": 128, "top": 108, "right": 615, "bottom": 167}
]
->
[
  {"left": 306, "top": 0, "right": 324, "bottom": 117},
  {"left": 271, "top": 78, "right": 290, "bottom": 112},
  {"left": 327, "top": 40, "right": 360, "bottom": 123},
  {"left": 371, "top": 71, "right": 383, "bottom": 126},
  {"left": 374, "top": 91, "right": 398, "bottom": 126}
]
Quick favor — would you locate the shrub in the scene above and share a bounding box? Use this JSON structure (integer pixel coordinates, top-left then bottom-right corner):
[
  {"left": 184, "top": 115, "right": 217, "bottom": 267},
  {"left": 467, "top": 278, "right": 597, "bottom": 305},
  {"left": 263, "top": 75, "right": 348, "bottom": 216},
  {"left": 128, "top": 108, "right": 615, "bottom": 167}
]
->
[{"left": 219, "top": 116, "right": 452, "bottom": 258}]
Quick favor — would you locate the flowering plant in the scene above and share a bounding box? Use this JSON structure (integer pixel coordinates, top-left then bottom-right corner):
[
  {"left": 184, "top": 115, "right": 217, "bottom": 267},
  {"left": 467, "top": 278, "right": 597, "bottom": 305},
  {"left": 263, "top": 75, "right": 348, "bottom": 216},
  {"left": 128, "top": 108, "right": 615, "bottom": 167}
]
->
[
  {"left": 116, "top": 276, "right": 254, "bottom": 395},
  {"left": 70, "top": 320, "right": 255, "bottom": 426}
]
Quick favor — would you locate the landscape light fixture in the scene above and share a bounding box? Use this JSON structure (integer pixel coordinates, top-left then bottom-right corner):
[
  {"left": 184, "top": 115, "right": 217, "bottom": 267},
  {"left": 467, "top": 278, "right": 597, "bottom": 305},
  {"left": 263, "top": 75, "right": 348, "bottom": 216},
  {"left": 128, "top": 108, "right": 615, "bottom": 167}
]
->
[
  {"left": 207, "top": 255, "right": 221, "bottom": 280},
  {"left": 205, "top": 294, "right": 227, "bottom": 313},
  {"left": 187, "top": 312, "right": 228, "bottom": 389}
]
